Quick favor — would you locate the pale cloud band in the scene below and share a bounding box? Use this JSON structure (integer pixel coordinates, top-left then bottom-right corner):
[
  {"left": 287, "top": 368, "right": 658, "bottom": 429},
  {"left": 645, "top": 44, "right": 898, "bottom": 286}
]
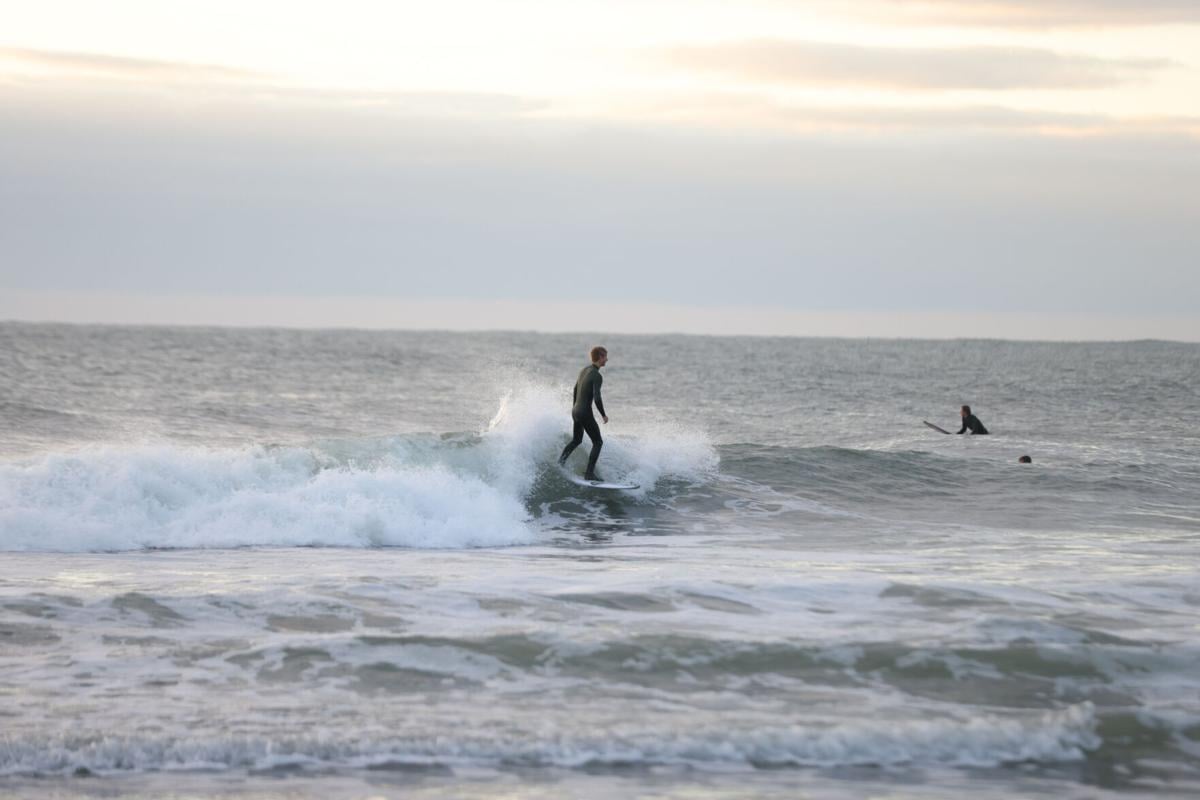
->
[
  {"left": 0, "top": 47, "right": 546, "bottom": 116},
  {"left": 662, "top": 39, "right": 1172, "bottom": 90},
  {"left": 875, "top": 0, "right": 1200, "bottom": 28},
  {"left": 711, "top": 100, "right": 1198, "bottom": 136},
  {"left": 0, "top": 45, "right": 264, "bottom": 84},
  {"left": 4, "top": 46, "right": 1194, "bottom": 139}
]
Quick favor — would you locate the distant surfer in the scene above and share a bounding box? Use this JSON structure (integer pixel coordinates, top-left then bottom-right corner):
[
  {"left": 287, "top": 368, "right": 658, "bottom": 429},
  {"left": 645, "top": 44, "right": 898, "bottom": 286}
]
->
[
  {"left": 957, "top": 405, "right": 989, "bottom": 435},
  {"left": 1018, "top": 455, "right": 1032, "bottom": 463},
  {"left": 558, "top": 346, "right": 609, "bottom": 481}
]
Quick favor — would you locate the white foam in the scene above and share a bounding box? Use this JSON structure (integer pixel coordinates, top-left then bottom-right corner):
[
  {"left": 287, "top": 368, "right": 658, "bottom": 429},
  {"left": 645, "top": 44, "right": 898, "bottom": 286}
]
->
[
  {"left": 0, "top": 703, "right": 1099, "bottom": 775},
  {"left": 0, "top": 445, "right": 534, "bottom": 552},
  {"left": 0, "top": 382, "right": 717, "bottom": 552}
]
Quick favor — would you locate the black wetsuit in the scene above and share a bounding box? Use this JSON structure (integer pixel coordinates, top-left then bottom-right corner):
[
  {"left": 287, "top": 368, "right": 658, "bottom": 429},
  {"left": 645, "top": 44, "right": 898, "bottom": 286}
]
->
[
  {"left": 957, "top": 414, "right": 989, "bottom": 435},
  {"left": 558, "top": 364, "right": 606, "bottom": 477}
]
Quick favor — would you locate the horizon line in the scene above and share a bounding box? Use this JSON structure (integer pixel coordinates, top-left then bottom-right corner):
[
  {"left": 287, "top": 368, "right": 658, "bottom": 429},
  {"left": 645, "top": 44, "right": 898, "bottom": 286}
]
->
[
  {"left": 3, "top": 290, "right": 1198, "bottom": 344},
  {"left": 3, "top": 316, "right": 1196, "bottom": 347}
]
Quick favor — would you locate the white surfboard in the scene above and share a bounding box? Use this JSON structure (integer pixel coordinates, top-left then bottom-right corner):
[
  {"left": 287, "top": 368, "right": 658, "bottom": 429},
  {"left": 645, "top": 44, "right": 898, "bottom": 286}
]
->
[{"left": 560, "top": 468, "right": 639, "bottom": 491}]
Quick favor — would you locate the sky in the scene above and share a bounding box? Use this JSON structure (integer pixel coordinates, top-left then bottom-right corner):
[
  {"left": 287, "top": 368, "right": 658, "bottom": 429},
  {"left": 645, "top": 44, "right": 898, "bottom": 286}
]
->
[{"left": 1, "top": 0, "right": 1198, "bottom": 339}]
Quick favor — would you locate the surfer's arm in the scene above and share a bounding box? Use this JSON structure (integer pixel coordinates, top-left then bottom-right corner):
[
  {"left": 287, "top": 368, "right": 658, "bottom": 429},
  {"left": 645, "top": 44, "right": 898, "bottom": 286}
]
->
[
  {"left": 956, "top": 422, "right": 967, "bottom": 434},
  {"left": 593, "top": 374, "right": 606, "bottom": 419}
]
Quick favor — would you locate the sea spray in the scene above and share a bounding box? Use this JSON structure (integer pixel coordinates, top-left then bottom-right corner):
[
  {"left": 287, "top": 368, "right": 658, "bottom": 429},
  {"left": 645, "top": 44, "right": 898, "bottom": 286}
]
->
[
  {"left": 481, "top": 383, "right": 573, "bottom": 497},
  {"left": 482, "top": 382, "right": 718, "bottom": 498}
]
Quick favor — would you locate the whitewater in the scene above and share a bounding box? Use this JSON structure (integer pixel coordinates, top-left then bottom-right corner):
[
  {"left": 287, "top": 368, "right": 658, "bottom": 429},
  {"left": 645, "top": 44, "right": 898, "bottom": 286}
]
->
[{"left": 1, "top": 322, "right": 1198, "bottom": 799}]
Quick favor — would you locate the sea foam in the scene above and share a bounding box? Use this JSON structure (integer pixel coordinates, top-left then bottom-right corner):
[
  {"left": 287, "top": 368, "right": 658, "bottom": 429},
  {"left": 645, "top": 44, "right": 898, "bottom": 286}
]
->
[
  {"left": 0, "top": 444, "right": 533, "bottom": 552},
  {"left": 0, "top": 703, "right": 1098, "bottom": 775},
  {"left": 0, "top": 384, "right": 716, "bottom": 552}
]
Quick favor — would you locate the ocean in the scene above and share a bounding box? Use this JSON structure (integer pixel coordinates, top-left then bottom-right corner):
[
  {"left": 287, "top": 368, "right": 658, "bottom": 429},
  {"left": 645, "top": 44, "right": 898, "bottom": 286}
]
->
[{"left": 1, "top": 322, "right": 1198, "bottom": 799}]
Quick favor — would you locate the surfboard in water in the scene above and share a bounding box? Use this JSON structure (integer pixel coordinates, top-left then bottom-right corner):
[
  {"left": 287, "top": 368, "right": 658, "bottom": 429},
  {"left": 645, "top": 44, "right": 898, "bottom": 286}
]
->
[
  {"left": 923, "top": 420, "right": 952, "bottom": 434},
  {"left": 560, "top": 468, "right": 639, "bottom": 491}
]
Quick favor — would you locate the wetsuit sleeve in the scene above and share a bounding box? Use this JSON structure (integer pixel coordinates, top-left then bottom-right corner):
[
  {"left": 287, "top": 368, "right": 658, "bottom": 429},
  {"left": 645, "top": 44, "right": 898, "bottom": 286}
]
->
[
  {"left": 956, "top": 420, "right": 967, "bottom": 434},
  {"left": 594, "top": 373, "right": 606, "bottom": 417}
]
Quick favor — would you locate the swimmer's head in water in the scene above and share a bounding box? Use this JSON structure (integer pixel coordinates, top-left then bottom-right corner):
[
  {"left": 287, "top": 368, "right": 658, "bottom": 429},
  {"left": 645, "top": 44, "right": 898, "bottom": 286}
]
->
[{"left": 1018, "top": 455, "right": 1032, "bottom": 464}]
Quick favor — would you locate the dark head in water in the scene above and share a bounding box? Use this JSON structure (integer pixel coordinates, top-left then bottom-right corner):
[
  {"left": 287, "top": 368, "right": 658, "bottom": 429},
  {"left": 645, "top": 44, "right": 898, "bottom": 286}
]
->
[{"left": 1018, "top": 455, "right": 1032, "bottom": 464}]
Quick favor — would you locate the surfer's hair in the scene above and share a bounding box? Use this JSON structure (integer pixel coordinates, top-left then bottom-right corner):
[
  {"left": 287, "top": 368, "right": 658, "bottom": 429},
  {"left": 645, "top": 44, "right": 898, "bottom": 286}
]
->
[
  {"left": 590, "top": 346, "right": 608, "bottom": 362},
  {"left": 961, "top": 405, "right": 972, "bottom": 415}
]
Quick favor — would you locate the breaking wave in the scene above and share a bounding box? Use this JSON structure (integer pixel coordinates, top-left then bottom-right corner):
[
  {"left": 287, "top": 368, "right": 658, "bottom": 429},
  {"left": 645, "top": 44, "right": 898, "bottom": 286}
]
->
[{"left": 0, "top": 385, "right": 716, "bottom": 552}]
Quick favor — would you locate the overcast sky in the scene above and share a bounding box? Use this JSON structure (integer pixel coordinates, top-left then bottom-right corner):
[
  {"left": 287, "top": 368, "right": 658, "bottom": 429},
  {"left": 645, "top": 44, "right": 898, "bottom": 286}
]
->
[{"left": 2, "top": 0, "right": 1198, "bottom": 339}]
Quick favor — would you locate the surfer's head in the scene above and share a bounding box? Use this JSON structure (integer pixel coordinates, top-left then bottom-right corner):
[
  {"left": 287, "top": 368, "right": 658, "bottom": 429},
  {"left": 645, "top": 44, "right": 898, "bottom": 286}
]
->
[
  {"left": 1018, "top": 455, "right": 1032, "bottom": 464},
  {"left": 590, "top": 346, "right": 608, "bottom": 367},
  {"left": 961, "top": 405, "right": 972, "bottom": 418}
]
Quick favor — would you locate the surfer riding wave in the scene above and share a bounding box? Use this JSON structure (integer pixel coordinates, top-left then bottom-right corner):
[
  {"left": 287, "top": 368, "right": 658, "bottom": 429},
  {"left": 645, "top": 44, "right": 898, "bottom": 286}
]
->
[{"left": 558, "top": 346, "right": 608, "bottom": 481}]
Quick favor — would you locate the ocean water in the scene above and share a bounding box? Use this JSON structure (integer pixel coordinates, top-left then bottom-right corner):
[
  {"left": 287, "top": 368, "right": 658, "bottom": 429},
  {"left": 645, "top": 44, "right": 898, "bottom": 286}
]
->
[{"left": 1, "top": 322, "right": 1198, "bottom": 799}]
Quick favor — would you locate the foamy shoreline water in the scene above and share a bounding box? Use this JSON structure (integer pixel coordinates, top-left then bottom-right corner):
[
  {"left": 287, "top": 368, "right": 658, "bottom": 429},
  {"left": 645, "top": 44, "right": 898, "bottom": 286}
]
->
[{"left": 3, "top": 541, "right": 1196, "bottom": 791}]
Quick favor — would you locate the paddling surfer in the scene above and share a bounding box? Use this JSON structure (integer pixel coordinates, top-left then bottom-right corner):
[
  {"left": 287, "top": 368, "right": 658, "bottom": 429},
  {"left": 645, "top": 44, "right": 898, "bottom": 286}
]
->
[
  {"left": 558, "top": 346, "right": 608, "bottom": 481},
  {"left": 957, "top": 405, "right": 989, "bottom": 435}
]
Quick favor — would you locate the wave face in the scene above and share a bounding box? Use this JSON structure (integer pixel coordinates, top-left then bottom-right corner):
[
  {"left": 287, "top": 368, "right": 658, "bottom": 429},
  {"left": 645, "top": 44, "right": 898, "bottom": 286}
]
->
[{"left": 716, "top": 442, "right": 1200, "bottom": 531}]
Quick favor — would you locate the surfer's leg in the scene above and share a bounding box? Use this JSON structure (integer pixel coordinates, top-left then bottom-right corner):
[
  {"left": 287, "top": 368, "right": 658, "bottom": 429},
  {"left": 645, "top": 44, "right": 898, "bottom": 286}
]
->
[
  {"left": 583, "top": 416, "right": 603, "bottom": 479},
  {"left": 559, "top": 419, "right": 585, "bottom": 464}
]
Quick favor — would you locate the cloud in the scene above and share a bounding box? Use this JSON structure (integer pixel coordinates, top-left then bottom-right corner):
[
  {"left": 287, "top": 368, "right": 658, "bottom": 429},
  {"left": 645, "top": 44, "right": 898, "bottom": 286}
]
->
[
  {"left": 785, "top": 105, "right": 1103, "bottom": 130},
  {"left": 661, "top": 39, "right": 1172, "bottom": 90},
  {"left": 833, "top": 107, "right": 1200, "bottom": 137},
  {"left": 0, "top": 47, "right": 547, "bottom": 118},
  {"left": 669, "top": 94, "right": 1200, "bottom": 136},
  {"left": 0, "top": 46, "right": 264, "bottom": 84},
  {"left": 1, "top": 48, "right": 1193, "bottom": 140},
  {"left": 877, "top": 0, "right": 1200, "bottom": 28}
]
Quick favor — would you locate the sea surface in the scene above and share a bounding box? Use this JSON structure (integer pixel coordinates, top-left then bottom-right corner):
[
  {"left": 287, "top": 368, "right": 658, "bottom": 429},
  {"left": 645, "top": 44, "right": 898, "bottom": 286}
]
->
[{"left": 2, "top": 322, "right": 1198, "bottom": 799}]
